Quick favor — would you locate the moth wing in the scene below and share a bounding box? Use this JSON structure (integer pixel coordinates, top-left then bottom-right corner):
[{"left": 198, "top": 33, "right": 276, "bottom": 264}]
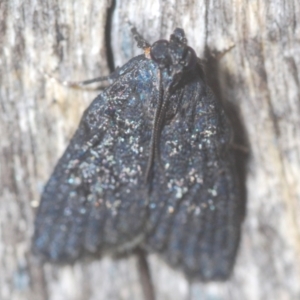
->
[
  {"left": 33, "top": 57, "right": 154, "bottom": 262},
  {"left": 145, "top": 80, "right": 243, "bottom": 280}
]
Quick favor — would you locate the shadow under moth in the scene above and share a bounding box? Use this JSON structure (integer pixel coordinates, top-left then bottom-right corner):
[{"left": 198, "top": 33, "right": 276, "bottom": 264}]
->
[{"left": 32, "top": 27, "right": 243, "bottom": 281}]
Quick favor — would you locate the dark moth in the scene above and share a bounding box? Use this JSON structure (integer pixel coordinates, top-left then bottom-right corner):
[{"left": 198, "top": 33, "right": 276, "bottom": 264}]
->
[{"left": 33, "top": 28, "right": 243, "bottom": 281}]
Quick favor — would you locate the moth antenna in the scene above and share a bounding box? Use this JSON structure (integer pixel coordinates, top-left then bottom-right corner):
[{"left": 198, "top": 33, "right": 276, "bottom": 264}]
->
[{"left": 131, "top": 27, "right": 151, "bottom": 50}]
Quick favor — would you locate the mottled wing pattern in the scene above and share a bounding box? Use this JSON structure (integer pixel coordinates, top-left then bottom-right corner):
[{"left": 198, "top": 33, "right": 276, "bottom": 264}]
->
[
  {"left": 144, "top": 69, "right": 242, "bottom": 280},
  {"left": 33, "top": 29, "right": 242, "bottom": 281},
  {"left": 33, "top": 56, "right": 157, "bottom": 261}
]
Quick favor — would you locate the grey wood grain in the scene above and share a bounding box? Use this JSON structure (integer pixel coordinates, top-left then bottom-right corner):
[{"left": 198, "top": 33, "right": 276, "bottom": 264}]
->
[{"left": 1, "top": 0, "right": 299, "bottom": 299}]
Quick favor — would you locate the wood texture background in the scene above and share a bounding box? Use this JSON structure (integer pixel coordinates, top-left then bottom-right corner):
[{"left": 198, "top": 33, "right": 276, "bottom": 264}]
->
[{"left": 1, "top": 0, "right": 300, "bottom": 299}]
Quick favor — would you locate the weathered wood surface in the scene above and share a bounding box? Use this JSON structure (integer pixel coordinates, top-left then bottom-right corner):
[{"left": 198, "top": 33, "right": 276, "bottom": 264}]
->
[{"left": 1, "top": 0, "right": 300, "bottom": 299}]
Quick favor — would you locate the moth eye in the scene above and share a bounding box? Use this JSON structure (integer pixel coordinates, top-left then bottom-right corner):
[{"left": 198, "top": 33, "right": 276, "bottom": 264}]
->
[{"left": 150, "top": 40, "right": 171, "bottom": 68}]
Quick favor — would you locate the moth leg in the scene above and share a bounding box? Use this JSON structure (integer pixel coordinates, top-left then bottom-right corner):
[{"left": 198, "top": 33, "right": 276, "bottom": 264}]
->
[
  {"left": 136, "top": 249, "right": 155, "bottom": 300},
  {"left": 41, "top": 69, "right": 115, "bottom": 91},
  {"left": 209, "top": 44, "right": 235, "bottom": 60}
]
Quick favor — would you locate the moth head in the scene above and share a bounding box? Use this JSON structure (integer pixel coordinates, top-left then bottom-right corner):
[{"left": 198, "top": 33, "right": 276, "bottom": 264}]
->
[{"left": 150, "top": 28, "right": 197, "bottom": 88}]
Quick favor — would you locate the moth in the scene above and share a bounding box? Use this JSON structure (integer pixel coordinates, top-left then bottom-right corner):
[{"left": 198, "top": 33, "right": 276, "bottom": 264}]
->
[{"left": 33, "top": 27, "right": 243, "bottom": 281}]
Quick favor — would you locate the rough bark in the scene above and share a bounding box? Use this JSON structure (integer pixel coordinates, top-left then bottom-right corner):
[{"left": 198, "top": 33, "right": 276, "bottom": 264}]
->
[{"left": 1, "top": 0, "right": 299, "bottom": 299}]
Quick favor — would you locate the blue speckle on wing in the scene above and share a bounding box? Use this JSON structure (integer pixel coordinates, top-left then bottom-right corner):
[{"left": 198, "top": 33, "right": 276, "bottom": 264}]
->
[{"left": 135, "top": 61, "right": 157, "bottom": 103}]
